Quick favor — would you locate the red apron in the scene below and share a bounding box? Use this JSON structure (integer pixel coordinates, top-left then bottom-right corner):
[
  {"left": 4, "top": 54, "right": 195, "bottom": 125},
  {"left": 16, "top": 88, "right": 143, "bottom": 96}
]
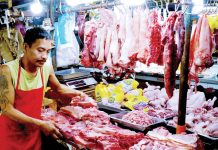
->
[{"left": 0, "top": 64, "right": 44, "bottom": 150}]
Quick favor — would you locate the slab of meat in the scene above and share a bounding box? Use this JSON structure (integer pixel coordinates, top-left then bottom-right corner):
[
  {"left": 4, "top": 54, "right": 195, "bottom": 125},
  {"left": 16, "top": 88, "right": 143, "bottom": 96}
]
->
[
  {"left": 60, "top": 106, "right": 110, "bottom": 124},
  {"left": 117, "top": 9, "right": 126, "bottom": 49},
  {"left": 97, "top": 26, "right": 107, "bottom": 62},
  {"left": 174, "top": 12, "right": 185, "bottom": 70},
  {"left": 70, "top": 96, "right": 97, "bottom": 108},
  {"left": 189, "top": 15, "right": 215, "bottom": 84},
  {"left": 81, "top": 20, "right": 97, "bottom": 67},
  {"left": 128, "top": 8, "right": 140, "bottom": 60},
  {"left": 146, "top": 9, "right": 162, "bottom": 66},
  {"left": 104, "top": 27, "right": 112, "bottom": 61},
  {"left": 110, "top": 26, "right": 120, "bottom": 65},
  {"left": 88, "top": 122, "right": 144, "bottom": 149},
  {"left": 137, "top": 9, "right": 149, "bottom": 63},
  {"left": 119, "top": 10, "right": 133, "bottom": 66},
  {"left": 93, "top": 27, "right": 101, "bottom": 59},
  {"left": 76, "top": 13, "right": 86, "bottom": 42},
  {"left": 162, "top": 13, "right": 178, "bottom": 98}
]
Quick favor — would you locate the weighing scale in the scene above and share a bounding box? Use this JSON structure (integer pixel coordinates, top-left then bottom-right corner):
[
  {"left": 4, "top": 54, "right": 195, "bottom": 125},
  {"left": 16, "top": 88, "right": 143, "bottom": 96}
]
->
[{"left": 55, "top": 68, "right": 98, "bottom": 97}]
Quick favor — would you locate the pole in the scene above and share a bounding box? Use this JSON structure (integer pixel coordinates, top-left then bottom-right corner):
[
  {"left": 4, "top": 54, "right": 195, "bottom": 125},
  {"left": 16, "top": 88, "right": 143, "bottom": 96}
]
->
[{"left": 176, "top": 9, "right": 192, "bottom": 134}]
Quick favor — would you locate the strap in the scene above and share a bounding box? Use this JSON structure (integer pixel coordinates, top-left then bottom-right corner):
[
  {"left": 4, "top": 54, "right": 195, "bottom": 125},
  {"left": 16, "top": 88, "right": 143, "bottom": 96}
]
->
[
  {"left": 16, "top": 63, "right": 22, "bottom": 90},
  {"left": 40, "top": 68, "right": 44, "bottom": 87}
]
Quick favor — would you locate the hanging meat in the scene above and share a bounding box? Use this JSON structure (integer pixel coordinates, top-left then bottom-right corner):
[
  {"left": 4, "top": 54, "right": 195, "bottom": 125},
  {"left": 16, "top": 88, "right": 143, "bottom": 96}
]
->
[
  {"left": 137, "top": 9, "right": 149, "bottom": 63},
  {"left": 76, "top": 12, "right": 86, "bottom": 43},
  {"left": 174, "top": 12, "right": 185, "bottom": 70},
  {"left": 189, "top": 15, "right": 215, "bottom": 84},
  {"left": 128, "top": 8, "right": 140, "bottom": 61},
  {"left": 119, "top": 9, "right": 133, "bottom": 66},
  {"left": 146, "top": 9, "right": 162, "bottom": 66},
  {"left": 162, "top": 13, "right": 178, "bottom": 98},
  {"left": 81, "top": 20, "right": 97, "bottom": 67}
]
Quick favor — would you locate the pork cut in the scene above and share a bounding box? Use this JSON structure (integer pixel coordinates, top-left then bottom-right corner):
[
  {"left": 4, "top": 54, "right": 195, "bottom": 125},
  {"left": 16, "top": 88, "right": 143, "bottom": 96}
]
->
[
  {"left": 162, "top": 13, "right": 178, "bottom": 98},
  {"left": 189, "top": 15, "right": 215, "bottom": 84}
]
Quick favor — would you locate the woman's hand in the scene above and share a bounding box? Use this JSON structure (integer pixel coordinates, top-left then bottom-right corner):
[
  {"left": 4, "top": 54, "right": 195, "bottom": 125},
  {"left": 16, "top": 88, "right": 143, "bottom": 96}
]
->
[{"left": 39, "top": 120, "right": 63, "bottom": 140}]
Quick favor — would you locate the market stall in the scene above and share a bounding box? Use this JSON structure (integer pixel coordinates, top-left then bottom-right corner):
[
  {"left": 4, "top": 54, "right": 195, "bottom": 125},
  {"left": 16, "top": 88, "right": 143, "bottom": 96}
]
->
[{"left": 0, "top": 0, "right": 218, "bottom": 149}]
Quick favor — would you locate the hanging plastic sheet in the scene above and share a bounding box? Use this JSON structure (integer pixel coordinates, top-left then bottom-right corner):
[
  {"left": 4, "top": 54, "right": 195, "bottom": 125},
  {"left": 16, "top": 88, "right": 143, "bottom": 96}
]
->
[{"left": 55, "top": 13, "right": 80, "bottom": 67}]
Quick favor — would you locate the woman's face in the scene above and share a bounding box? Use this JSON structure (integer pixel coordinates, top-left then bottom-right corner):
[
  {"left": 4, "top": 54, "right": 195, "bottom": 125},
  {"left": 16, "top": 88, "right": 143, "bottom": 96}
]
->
[{"left": 24, "top": 39, "right": 53, "bottom": 67}]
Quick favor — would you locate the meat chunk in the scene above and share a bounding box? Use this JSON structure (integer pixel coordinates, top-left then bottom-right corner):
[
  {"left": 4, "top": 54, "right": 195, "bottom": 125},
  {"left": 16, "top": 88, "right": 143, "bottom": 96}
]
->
[
  {"left": 189, "top": 15, "right": 215, "bottom": 84},
  {"left": 162, "top": 13, "right": 178, "bottom": 98}
]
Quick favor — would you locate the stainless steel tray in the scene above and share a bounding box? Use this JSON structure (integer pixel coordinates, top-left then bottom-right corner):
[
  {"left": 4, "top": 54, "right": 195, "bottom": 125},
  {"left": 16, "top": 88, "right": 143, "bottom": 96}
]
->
[
  {"left": 110, "top": 111, "right": 165, "bottom": 131},
  {"left": 166, "top": 121, "right": 218, "bottom": 145},
  {"left": 55, "top": 68, "right": 91, "bottom": 81},
  {"left": 97, "top": 103, "right": 128, "bottom": 113}
]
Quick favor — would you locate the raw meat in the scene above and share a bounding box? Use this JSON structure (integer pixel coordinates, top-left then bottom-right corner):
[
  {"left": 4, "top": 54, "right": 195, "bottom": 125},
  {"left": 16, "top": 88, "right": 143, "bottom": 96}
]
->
[
  {"left": 122, "top": 110, "right": 155, "bottom": 126},
  {"left": 60, "top": 106, "right": 110, "bottom": 124},
  {"left": 130, "top": 127, "right": 201, "bottom": 150},
  {"left": 81, "top": 20, "right": 97, "bottom": 67},
  {"left": 76, "top": 13, "right": 86, "bottom": 42},
  {"left": 70, "top": 96, "right": 97, "bottom": 108},
  {"left": 110, "top": 26, "right": 120, "bottom": 65},
  {"left": 174, "top": 12, "right": 185, "bottom": 70},
  {"left": 189, "top": 15, "right": 215, "bottom": 84},
  {"left": 137, "top": 9, "right": 149, "bottom": 63},
  {"left": 147, "top": 9, "right": 162, "bottom": 66},
  {"left": 119, "top": 9, "right": 133, "bottom": 66},
  {"left": 162, "top": 13, "right": 178, "bottom": 98}
]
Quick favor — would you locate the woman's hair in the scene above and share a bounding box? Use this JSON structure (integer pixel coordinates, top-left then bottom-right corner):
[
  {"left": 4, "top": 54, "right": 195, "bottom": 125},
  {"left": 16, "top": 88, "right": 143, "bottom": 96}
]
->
[{"left": 24, "top": 27, "right": 51, "bottom": 47}]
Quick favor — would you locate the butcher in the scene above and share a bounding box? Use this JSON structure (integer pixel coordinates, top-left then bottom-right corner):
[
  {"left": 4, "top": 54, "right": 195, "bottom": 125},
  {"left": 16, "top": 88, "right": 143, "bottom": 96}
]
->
[{"left": 0, "top": 27, "right": 86, "bottom": 150}]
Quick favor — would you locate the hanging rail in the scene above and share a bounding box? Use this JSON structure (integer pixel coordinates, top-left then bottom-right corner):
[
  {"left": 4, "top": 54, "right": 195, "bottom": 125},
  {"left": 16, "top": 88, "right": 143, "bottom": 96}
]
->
[
  {"left": 58, "top": 1, "right": 122, "bottom": 13},
  {"left": 57, "top": 0, "right": 193, "bottom": 13}
]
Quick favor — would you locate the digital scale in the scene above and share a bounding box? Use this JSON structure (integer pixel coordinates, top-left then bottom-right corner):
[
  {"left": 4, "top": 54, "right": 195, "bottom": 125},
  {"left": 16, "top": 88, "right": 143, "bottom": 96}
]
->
[{"left": 55, "top": 68, "right": 98, "bottom": 97}]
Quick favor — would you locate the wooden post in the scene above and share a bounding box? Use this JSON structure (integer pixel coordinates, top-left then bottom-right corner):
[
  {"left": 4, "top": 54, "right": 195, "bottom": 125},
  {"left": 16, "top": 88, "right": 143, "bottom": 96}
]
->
[{"left": 176, "top": 11, "right": 192, "bottom": 134}]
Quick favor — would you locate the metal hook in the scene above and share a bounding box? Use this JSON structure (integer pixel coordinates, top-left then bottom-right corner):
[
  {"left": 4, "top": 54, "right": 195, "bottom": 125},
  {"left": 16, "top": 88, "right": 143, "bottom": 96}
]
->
[
  {"left": 164, "top": 0, "right": 169, "bottom": 14},
  {"left": 175, "top": 0, "right": 181, "bottom": 12},
  {"left": 151, "top": 0, "right": 159, "bottom": 9},
  {"left": 160, "top": 0, "right": 163, "bottom": 10},
  {"left": 182, "top": 4, "right": 189, "bottom": 15},
  {"left": 204, "top": 0, "right": 210, "bottom": 14},
  {"left": 105, "top": 0, "right": 109, "bottom": 9}
]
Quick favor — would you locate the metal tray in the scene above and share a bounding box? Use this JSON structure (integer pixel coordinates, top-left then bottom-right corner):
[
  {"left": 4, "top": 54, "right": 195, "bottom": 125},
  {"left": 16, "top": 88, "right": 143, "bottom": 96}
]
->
[
  {"left": 187, "top": 129, "right": 218, "bottom": 145},
  {"left": 166, "top": 121, "right": 218, "bottom": 149},
  {"left": 97, "top": 103, "right": 128, "bottom": 113},
  {"left": 55, "top": 68, "right": 90, "bottom": 81},
  {"left": 110, "top": 112, "right": 165, "bottom": 132}
]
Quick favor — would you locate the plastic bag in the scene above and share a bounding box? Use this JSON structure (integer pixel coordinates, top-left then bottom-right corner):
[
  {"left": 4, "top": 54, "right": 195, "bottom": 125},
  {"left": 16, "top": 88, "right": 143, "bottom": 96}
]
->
[
  {"left": 207, "top": 15, "right": 218, "bottom": 33},
  {"left": 95, "top": 83, "right": 125, "bottom": 104},
  {"left": 124, "top": 95, "right": 149, "bottom": 112},
  {"left": 56, "top": 13, "right": 80, "bottom": 67},
  {"left": 125, "top": 88, "right": 143, "bottom": 97},
  {"left": 95, "top": 82, "right": 109, "bottom": 102},
  {"left": 116, "top": 79, "right": 139, "bottom": 93},
  {"left": 108, "top": 85, "right": 125, "bottom": 104}
]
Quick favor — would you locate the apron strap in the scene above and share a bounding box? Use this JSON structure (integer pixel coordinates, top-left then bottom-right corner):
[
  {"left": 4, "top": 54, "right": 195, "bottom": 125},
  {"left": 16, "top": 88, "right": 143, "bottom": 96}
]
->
[
  {"left": 40, "top": 68, "right": 44, "bottom": 87},
  {"left": 16, "top": 64, "right": 22, "bottom": 90},
  {"left": 16, "top": 61, "right": 44, "bottom": 90}
]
